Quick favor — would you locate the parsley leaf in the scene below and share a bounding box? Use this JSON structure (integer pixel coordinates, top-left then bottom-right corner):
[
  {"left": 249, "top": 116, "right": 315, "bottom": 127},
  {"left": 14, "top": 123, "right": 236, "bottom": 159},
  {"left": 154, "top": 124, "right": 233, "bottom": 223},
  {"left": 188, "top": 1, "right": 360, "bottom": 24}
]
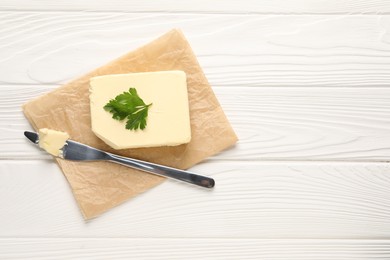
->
[{"left": 104, "top": 88, "right": 152, "bottom": 131}]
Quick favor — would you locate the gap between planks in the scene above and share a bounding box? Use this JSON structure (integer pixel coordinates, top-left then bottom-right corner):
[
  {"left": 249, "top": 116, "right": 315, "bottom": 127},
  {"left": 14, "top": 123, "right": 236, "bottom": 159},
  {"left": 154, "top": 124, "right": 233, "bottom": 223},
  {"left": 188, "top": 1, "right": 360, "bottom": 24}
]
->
[
  {"left": 2, "top": 10, "right": 390, "bottom": 15},
  {"left": 2, "top": 0, "right": 390, "bottom": 14},
  {"left": 1, "top": 158, "right": 390, "bottom": 164}
]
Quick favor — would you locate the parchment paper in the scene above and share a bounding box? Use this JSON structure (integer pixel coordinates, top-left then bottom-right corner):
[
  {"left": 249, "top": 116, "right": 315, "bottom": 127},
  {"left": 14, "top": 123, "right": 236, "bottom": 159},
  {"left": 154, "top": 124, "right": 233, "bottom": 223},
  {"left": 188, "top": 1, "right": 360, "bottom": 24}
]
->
[{"left": 23, "top": 29, "right": 238, "bottom": 219}]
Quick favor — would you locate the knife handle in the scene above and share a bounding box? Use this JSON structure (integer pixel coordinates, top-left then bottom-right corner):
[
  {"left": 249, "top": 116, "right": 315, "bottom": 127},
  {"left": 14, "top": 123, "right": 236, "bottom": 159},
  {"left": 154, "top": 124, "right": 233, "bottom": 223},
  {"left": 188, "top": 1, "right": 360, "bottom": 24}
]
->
[{"left": 107, "top": 153, "right": 215, "bottom": 188}]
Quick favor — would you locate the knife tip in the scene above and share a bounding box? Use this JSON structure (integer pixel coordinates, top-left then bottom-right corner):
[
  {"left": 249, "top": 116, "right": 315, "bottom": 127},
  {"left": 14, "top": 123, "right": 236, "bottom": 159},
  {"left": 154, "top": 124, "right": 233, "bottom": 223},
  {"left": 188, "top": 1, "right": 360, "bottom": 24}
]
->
[{"left": 24, "top": 131, "right": 39, "bottom": 144}]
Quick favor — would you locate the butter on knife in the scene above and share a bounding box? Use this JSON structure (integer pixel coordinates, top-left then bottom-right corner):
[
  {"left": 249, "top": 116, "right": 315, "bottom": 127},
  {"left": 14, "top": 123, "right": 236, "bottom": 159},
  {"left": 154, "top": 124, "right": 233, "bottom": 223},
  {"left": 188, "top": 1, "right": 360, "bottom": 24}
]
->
[{"left": 38, "top": 128, "right": 69, "bottom": 156}]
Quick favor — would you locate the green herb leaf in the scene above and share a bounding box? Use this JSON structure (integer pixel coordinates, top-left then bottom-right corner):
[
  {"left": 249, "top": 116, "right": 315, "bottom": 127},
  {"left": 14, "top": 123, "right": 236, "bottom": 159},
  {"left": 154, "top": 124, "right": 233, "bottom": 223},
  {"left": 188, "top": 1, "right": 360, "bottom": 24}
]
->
[{"left": 104, "top": 88, "right": 152, "bottom": 131}]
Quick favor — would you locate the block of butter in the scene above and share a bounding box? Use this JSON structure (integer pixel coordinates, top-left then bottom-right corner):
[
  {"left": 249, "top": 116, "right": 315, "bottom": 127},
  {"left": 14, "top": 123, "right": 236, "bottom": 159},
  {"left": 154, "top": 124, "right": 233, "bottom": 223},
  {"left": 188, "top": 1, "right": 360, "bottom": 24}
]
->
[{"left": 89, "top": 71, "right": 191, "bottom": 149}]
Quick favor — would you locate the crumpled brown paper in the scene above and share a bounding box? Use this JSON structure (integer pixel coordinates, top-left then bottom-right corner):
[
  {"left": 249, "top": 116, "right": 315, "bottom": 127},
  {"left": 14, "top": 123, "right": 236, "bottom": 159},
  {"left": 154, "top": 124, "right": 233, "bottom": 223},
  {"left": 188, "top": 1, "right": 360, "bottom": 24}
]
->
[{"left": 23, "top": 29, "right": 238, "bottom": 219}]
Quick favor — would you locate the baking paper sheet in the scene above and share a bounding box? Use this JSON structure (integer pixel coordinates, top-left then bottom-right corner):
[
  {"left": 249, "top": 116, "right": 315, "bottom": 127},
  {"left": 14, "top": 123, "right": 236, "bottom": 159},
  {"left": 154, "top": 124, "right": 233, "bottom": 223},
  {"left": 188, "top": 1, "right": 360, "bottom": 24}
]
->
[{"left": 23, "top": 29, "right": 238, "bottom": 219}]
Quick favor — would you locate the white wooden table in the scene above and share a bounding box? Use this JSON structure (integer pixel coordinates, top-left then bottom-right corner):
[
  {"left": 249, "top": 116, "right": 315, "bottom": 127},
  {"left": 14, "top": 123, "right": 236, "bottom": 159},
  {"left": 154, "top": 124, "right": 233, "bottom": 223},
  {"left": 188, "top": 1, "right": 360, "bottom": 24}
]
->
[{"left": 1, "top": 1, "right": 390, "bottom": 259}]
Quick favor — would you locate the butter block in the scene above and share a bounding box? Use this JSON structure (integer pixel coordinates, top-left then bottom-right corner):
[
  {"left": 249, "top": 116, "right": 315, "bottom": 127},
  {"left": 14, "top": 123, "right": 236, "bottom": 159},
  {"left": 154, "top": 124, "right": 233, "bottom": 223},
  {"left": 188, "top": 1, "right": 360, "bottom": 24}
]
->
[
  {"left": 38, "top": 128, "right": 69, "bottom": 156},
  {"left": 89, "top": 71, "right": 191, "bottom": 149}
]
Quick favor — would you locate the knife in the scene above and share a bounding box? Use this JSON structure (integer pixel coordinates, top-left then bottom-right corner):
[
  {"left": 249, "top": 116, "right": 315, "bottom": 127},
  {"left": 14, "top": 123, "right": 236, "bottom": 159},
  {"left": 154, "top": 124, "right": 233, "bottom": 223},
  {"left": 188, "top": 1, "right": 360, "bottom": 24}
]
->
[{"left": 24, "top": 131, "right": 215, "bottom": 188}]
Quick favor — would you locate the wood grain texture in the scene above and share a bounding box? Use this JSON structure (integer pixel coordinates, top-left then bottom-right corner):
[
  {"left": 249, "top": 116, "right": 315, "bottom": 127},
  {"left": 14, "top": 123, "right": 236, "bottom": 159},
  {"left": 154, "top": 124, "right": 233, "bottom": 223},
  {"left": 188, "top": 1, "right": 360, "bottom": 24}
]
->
[
  {"left": 1, "top": 13, "right": 390, "bottom": 87},
  {"left": 1, "top": 160, "right": 390, "bottom": 238},
  {"left": 2, "top": 85, "right": 389, "bottom": 161},
  {"left": 1, "top": 238, "right": 390, "bottom": 260},
  {"left": 2, "top": 0, "right": 390, "bottom": 14}
]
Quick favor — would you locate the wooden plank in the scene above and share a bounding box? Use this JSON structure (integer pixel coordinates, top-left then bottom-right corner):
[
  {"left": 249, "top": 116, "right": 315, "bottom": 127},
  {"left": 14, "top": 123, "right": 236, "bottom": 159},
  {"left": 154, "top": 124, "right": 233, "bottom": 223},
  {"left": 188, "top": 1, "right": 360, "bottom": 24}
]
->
[
  {"left": 2, "top": 85, "right": 390, "bottom": 161},
  {"left": 0, "top": 238, "right": 389, "bottom": 260},
  {"left": 1, "top": 160, "right": 390, "bottom": 238},
  {"left": 0, "top": 13, "right": 390, "bottom": 87},
  {"left": 1, "top": 0, "right": 390, "bottom": 14}
]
